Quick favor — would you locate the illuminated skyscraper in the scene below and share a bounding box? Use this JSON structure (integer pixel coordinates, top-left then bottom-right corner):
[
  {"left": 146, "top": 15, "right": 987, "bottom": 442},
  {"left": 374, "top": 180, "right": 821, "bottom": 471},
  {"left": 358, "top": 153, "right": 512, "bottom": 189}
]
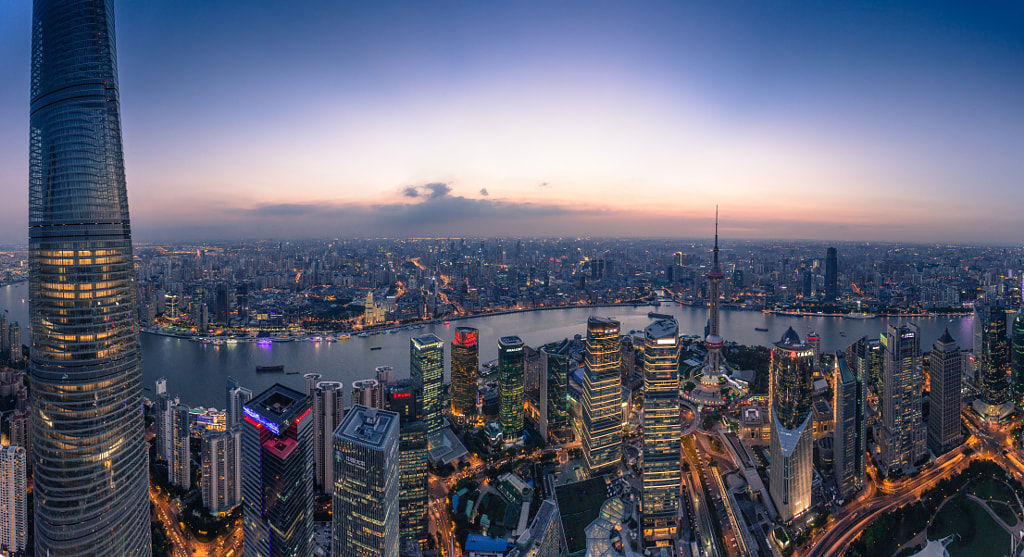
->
[
  {"left": 202, "top": 427, "right": 243, "bottom": 515},
  {"left": 540, "top": 339, "right": 571, "bottom": 440},
  {"left": 1012, "top": 312, "right": 1024, "bottom": 408},
  {"left": 28, "top": 1, "right": 151, "bottom": 553},
  {"left": 499, "top": 336, "right": 526, "bottom": 439},
  {"left": 833, "top": 355, "right": 860, "bottom": 500},
  {"left": 411, "top": 334, "right": 445, "bottom": 435},
  {"left": 451, "top": 327, "right": 480, "bottom": 419},
  {"left": 0, "top": 445, "right": 27, "bottom": 555},
  {"left": 880, "top": 323, "right": 925, "bottom": 475},
  {"left": 641, "top": 319, "right": 681, "bottom": 546},
  {"left": 582, "top": 317, "right": 622, "bottom": 475},
  {"left": 976, "top": 303, "right": 1010, "bottom": 415},
  {"left": 383, "top": 380, "right": 428, "bottom": 544},
  {"left": 310, "top": 380, "right": 345, "bottom": 492},
  {"left": 927, "top": 329, "right": 962, "bottom": 455},
  {"left": 398, "top": 420, "right": 429, "bottom": 544},
  {"left": 333, "top": 406, "right": 400, "bottom": 557},
  {"left": 242, "top": 384, "right": 314, "bottom": 556},
  {"left": 824, "top": 247, "right": 838, "bottom": 302},
  {"left": 769, "top": 328, "right": 814, "bottom": 522},
  {"left": 171, "top": 402, "right": 192, "bottom": 490}
]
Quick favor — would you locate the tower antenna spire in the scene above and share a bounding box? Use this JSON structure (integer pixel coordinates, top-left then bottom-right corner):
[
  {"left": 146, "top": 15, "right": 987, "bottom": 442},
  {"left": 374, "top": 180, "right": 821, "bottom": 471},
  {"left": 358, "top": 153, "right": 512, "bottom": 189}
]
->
[{"left": 713, "top": 205, "right": 720, "bottom": 266}]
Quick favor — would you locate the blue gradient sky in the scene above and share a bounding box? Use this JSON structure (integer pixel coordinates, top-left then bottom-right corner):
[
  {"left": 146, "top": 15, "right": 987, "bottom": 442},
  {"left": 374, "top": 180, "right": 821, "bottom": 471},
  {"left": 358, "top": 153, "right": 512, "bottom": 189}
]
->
[{"left": 0, "top": 1, "right": 1021, "bottom": 242}]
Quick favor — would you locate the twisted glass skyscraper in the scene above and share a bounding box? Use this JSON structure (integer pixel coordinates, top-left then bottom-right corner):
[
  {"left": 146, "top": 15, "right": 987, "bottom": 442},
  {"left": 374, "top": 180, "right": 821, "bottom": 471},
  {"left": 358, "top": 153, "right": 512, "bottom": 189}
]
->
[{"left": 28, "top": 1, "right": 151, "bottom": 554}]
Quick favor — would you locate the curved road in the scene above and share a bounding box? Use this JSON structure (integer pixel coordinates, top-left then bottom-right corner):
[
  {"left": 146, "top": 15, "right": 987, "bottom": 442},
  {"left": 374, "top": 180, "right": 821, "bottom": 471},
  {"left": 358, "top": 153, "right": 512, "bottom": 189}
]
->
[{"left": 802, "top": 448, "right": 972, "bottom": 557}]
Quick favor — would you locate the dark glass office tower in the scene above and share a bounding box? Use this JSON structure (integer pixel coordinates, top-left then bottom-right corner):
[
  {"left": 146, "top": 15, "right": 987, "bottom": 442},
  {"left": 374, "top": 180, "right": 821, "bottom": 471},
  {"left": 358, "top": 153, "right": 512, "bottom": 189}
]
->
[
  {"left": 976, "top": 303, "right": 1010, "bottom": 408},
  {"left": 540, "top": 339, "right": 571, "bottom": 439},
  {"left": 833, "top": 355, "right": 859, "bottom": 500},
  {"left": 28, "top": 1, "right": 151, "bottom": 554},
  {"left": 824, "top": 247, "right": 838, "bottom": 302},
  {"left": 1012, "top": 313, "right": 1024, "bottom": 408},
  {"left": 927, "top": 329, "right": 962, "bottom": 455},
  {"left": 242, "top": 385, "right": 314, "bottom": 556}
]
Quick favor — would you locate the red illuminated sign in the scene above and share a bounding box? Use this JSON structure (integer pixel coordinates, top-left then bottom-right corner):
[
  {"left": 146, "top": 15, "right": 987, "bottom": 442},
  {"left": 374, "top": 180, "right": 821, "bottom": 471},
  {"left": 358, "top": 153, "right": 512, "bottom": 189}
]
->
[{"left": 392, "top": 392, "right": 412, "bottom": 399}]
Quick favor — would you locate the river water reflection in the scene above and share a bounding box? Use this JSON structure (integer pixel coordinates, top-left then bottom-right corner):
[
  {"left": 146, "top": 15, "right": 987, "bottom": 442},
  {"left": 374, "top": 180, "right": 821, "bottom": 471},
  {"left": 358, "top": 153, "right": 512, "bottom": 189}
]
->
[{"left": 1, "top": 281, "right": 975, "bottom": 408}]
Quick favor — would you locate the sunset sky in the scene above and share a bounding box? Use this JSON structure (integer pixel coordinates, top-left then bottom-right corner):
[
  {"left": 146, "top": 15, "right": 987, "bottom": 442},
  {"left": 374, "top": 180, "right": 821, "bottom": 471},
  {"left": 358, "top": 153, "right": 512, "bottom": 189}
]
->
[{"left": 0, "top": 1, "right": 1021, "bottom": 243}]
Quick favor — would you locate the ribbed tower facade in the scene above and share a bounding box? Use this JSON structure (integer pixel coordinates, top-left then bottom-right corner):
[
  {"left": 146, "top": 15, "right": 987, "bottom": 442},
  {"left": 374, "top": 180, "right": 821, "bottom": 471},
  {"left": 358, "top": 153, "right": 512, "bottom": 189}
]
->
[
  {"left": 582, "top": 317, "right": 622, "bottom": 475},
  {"left": 641, "top": 319, "right": 681, "bottom": 547},
  {"left": 28, "top": 1, "right": 151, "bottom": 554},
  {"left": 451, "top": 327, "right": 479, "bottom": 419}
]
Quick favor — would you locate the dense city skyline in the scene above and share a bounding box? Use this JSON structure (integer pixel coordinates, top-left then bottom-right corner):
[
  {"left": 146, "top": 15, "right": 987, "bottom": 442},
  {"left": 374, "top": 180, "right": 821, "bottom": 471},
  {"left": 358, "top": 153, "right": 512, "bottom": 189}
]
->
[{"left": 1, "top": 1, "right": 1022, "bottom": 243}]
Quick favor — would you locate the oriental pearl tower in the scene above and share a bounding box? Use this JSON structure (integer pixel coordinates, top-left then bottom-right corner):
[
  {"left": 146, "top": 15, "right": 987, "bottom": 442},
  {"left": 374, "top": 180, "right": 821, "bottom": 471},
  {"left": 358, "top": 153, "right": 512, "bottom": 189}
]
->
[
  {"left": 686, "top": 208, "right": 745, "bottom": 409},
  {"left": 704, "top": 208, "right": 726, "bottom": 377}
]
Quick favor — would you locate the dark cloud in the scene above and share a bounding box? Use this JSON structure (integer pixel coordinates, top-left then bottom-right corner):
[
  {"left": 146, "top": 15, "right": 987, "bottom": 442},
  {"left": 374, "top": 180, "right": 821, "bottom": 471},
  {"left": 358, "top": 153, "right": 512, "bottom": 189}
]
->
[
  {"left": 479, "top": 188, "right": 489, "bottom": 196},
  {"left": 401, "top": 182, "right": 451, "bottom": 200},
  {"left": 191, "top": 194, "right": 605, "bottom": 240},
  {"left": 424, "top": 182, "right": 451, "bottom": 199},
  {"left": 245, "top": 203, "right": 320, "bottom": 217}
]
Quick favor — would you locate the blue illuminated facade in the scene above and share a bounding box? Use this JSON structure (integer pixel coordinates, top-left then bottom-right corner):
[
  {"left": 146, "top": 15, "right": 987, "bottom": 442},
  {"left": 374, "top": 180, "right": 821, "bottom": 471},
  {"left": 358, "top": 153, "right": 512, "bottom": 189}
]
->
[{"left": 242, "top": 384, "right": 315, "bottom": 556}]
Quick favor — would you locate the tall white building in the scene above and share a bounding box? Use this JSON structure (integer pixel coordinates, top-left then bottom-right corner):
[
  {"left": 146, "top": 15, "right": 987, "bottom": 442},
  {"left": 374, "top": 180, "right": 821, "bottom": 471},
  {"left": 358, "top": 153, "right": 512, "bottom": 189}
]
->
[
  {"left": 202, "top": 427, "right": 243, "bottom": 515},
  {"left": 171, "top": 403, "right": 192, "bottom": 490},
  {"left": 333, "top": 405, "right": 400, "bottom": 557},
  {"left": 311, "top": 380, "right": 345, "bottom": 492},
  {"left": 226, "top": 385, "right": 253, "bottom": 429},
  {"left": 156, "top": 381, "right": 179, "bottom": 464},
  {"left": 304, "top": 373, "right": 323, "bottom": 396},
  {"left": 0, "top": 445, "right": 26, "bottom": 553},
  {"left": 352, "top": 378, "right": 383, "bottom": 409}
]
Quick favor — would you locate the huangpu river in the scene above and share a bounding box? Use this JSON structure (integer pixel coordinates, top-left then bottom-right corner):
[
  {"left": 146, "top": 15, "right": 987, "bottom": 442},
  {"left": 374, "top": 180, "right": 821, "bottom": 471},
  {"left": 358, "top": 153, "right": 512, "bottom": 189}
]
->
[{"left": 0, "top": 281, "right": 975, "bottom": 408}]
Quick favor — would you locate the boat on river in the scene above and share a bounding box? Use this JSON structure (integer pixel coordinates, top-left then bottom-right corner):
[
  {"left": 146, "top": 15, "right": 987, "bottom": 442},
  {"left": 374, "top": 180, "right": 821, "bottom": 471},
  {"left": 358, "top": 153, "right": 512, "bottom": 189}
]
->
[{"left": 256, "top": 365, "right": 285, "bottom": 372}]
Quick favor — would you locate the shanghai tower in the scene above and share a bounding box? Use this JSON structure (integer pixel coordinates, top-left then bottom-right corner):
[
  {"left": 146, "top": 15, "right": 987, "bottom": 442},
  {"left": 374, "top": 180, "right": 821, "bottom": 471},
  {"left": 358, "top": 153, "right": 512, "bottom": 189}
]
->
[{"left": 29, "top": 1, "right": 151, "bottom": 554}]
